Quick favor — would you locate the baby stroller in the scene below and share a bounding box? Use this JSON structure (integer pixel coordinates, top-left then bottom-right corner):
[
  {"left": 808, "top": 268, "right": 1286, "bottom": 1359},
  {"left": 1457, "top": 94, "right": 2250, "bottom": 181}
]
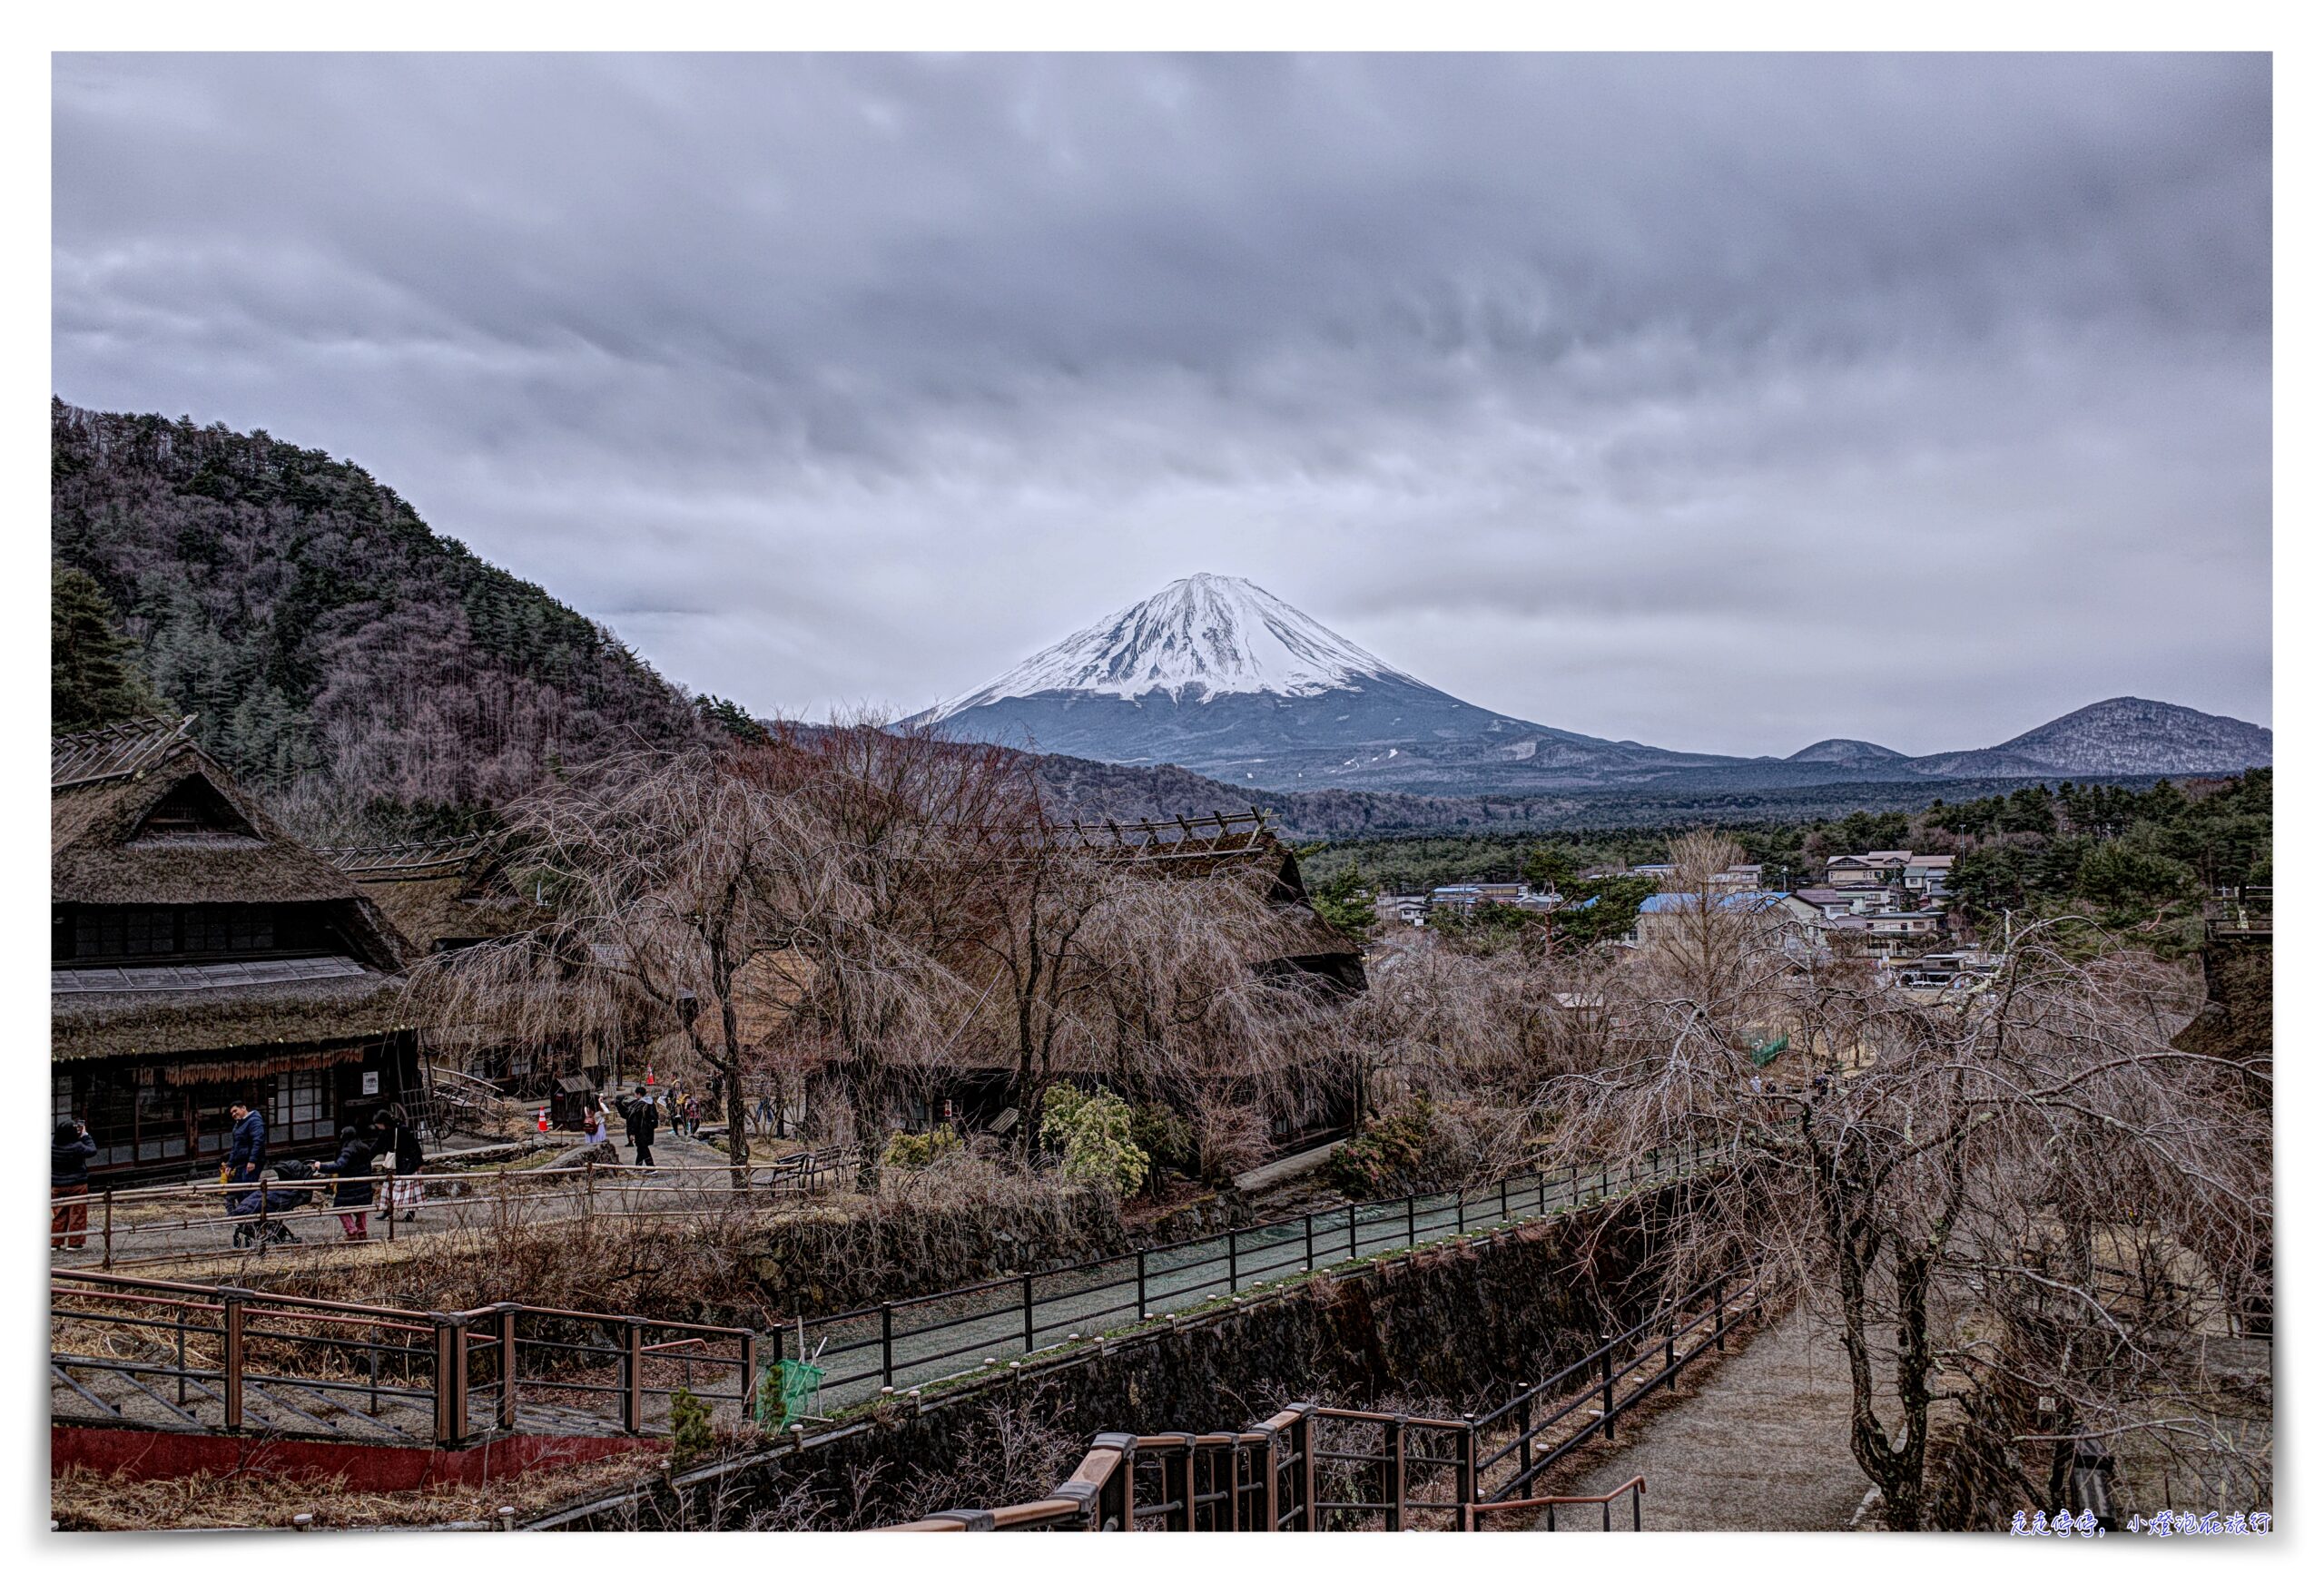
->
[{"left": 227, "top": 1158, "right": 317, "bottom": 1247}]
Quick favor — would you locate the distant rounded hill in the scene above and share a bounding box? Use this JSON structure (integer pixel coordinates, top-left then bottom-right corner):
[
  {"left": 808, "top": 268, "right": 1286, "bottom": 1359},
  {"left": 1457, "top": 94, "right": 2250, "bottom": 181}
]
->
[{"left": 1786, "top": 738, "right": 1907, "bottom": 765}]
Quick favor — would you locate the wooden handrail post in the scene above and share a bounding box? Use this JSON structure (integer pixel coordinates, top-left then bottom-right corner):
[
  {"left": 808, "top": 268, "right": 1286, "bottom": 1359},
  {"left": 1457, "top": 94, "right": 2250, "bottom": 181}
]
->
[
  {"left": 1090, "top": 1431, "right": 1135, "bottom": 1531},
  {"left": 1295, "top": 1408, "right": 1315, "bottom": 1531},
  {"left": 1348, "top": 1202, "right": 1358, "bottom": 1261},
  {"left": 1161, "top": 1436, "right": 1194, "bottom": 1531},
  {"left": 623, "top": 1317, "right": 645, "bottom": 1434},
  {"left": 1227, "top": 1228, "right": 1238, "bottom": 1292},
  {"left": 1456, "top": 1415, "right": 1476, "bottom": 1509},
  {"left": 221, "top": 1288, "right": 246, "bottom": 1431},
  {"left": 880, "top": 1302, "right": 894, "bottom": 1387},
  {"left": 1405, "top": 1195, "right": 1416, "bottom": 1247},
  {"left": 1386, "top": 1416, "right": 1406, "bottom": 1531},
  {"left": 433, "top": 1313, "right": 468, "bottom": 1448},
  {"left": 1022, "top": 1272, "right": 1036, "bottom": 1352},
  {"left": 384, "top": 1170, "right": 395, "bottom": 1243},
  {"left": 1259, "top": 1429, "right": 1279, "bottom": 1532},
  {"left": 1137, "top": 1249, "right": 1147, "bottom": 1317},
  {"left": 101, "top": 1190, "right": 113, "bottom": 1269},
  {"left": 497, "top": 1304, "right": 519, "bottom": 1430},
  {"left": 1304, "top": 1211, "right": 1315, "bottom": 1271}
]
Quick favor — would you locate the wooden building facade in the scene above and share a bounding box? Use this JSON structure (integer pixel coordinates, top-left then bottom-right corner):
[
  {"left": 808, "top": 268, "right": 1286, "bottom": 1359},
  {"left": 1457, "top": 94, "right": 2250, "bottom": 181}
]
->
[{"left": 51, "top": 720, "right": 424, "bottom": 1181}]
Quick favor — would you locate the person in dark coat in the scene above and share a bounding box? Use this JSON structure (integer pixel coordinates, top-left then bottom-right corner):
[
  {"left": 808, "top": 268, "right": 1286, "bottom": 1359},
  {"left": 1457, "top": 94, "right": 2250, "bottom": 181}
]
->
[
  {"left": 374, "top": 1103, "right": 426, "bottom": 1221},
  {"left": 51, "top": 1119, "right": 98, "bottom": 1251},
  {"left": 226, "top": 1101, "right": 268, "bottom": 1185},
  {"left": 624, "top": 1085, "right": 657, "bottom": 1167},
  {"left": 320, "top": 1126, "right": 377, "bottom": 1240}
]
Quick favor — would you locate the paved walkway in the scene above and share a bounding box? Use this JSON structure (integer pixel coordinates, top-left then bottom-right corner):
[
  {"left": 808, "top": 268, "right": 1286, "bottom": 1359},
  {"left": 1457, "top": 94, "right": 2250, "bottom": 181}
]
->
[
  {"left": 50, "top": 1131, "right": 837, "bottom": 1274},
  {"left": 1547, "top": 1303, "right": 1884, "bottom": 1531}
]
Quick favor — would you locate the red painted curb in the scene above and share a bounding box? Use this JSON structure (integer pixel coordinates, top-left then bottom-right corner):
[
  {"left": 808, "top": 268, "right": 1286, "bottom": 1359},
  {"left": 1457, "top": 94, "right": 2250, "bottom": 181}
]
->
[{"left": 53, "top": 1423, "right": 645, "bottom": 1490}]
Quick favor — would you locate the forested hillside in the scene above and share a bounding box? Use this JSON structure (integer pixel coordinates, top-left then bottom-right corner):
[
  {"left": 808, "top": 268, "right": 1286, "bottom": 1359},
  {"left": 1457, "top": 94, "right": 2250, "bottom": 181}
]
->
[{"left": 51, "top": 400, "right": 705, "bottom": 838}]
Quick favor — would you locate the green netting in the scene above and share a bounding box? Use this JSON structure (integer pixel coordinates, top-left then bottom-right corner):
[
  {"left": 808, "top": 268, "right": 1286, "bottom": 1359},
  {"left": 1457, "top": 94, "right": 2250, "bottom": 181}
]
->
[{"left": 757, "top": 1354, "right": 825, "bottom": 1429}]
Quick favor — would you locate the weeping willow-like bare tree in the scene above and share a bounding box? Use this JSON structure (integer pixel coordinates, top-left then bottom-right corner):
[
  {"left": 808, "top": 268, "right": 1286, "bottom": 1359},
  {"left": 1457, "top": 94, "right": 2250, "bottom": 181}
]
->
[
  {"left": 1071, "top": 866, "right": 1343, "bottom": 1181},
  {"left": 407, "top": 746, "right": 814, "bottom": 1178},
  {"left": 730, "top": 717, "right": 1047, "bottom": 1190},
  {"left": 1535, "top": 908, "right": 2270, "bottom": 1529}
]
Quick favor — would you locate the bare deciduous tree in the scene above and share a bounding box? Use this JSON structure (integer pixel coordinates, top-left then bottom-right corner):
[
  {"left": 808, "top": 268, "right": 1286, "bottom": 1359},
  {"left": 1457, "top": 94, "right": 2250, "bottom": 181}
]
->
[{"left": 1537, "top": 912, "right": 2269, "bottom": 1528}]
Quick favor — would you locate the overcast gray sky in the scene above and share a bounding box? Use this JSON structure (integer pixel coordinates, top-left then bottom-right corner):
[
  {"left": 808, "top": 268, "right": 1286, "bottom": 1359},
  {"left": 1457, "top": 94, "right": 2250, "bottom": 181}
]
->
[{"left": 53, "top": 53, "right": 2270, "bottom": 757}]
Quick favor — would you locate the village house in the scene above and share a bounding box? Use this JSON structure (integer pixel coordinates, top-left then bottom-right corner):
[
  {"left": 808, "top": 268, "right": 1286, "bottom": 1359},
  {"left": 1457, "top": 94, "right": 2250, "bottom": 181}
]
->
[
  {"left": 1427, "top": 880, "right": 1528, "bottom": 916},
  {"left": 1822, "top": 853, "right": 1898, "bottom": 888},
  {"left": 51, "top": 719, "right": 422, "bottom": 1181},
  {"left": 1902, "top": 854, "right": 1956, "bottom": 895}
]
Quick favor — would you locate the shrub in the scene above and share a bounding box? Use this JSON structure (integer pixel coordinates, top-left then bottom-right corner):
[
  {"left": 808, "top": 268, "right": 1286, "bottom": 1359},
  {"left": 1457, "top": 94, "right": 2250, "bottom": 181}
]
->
[
  {"left": 1039, "top": 1086, "right": 1149, "bottom": 1196},
  {"left": 881, "top": 1125, "right": 962, "bottom": 1172},
  {"left": 668, "top": 1385, "right": 714, "bottom": 1466},
  {"left": 1128, "top": 1102, "right": 1194, "bottom": 1180},
  {"left": 1321, "top": 1097, "right": 1462, "bottom": 1199}
]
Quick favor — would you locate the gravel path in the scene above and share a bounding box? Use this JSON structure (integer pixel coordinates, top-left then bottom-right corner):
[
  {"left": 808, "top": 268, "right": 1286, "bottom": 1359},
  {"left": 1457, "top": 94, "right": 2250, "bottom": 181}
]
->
[{"left": 1550, "top": 1303, "right": 1883, "bottom": 1531}]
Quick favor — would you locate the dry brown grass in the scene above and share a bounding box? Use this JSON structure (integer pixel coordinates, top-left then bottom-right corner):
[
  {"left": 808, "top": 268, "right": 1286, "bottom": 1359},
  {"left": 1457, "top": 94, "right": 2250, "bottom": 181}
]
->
[{"left": 51, "top": 1446, "right": 666, "bottom": 1531}]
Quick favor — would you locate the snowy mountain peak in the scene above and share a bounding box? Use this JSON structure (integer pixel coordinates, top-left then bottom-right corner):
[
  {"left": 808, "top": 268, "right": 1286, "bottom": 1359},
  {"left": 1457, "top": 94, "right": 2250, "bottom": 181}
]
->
[{"left": 923, "top": 574, "right": 1415, "bottom": 719}]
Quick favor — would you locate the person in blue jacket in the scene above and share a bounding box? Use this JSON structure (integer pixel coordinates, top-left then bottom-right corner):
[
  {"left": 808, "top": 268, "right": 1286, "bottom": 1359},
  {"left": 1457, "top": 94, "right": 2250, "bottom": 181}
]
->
[{"left": 226, "top": 1100, "right": 268, "bottom": 1185}]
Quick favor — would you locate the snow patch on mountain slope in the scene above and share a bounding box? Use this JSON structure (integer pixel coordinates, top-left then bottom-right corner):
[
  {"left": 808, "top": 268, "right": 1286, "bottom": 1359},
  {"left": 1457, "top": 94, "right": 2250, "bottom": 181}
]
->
[{"left": 925, "top": 573, "right": 1416, "bottom": 719}]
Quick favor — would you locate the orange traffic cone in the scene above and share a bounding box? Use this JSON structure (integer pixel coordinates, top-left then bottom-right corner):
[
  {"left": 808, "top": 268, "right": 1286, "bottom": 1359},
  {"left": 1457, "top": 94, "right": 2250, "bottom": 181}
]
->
[{"left": 537, "top": 1107, "right": 549, "bottom": 1133}]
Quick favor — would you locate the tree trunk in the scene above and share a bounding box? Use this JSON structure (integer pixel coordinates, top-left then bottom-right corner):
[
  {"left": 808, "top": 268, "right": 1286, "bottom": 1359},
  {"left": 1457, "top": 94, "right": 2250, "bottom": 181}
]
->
[
  {"left": 849, "top": 1070, "right": 885, "bottom": 1195},
  {"left": 723, "top": 1063, "right": 750, "bottom": 1186}
]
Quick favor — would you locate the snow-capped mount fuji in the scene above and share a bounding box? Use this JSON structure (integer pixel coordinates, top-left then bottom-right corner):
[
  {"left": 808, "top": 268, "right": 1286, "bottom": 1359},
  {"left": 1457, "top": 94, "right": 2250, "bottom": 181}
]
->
[
  {"left": 926, "top": 573, "right": 1422, "bottom": 713},
  {"left": 910, "top": 575, "right": 2271, "bottom": 798},
  {"left": 909, "top": 574, "right": 1740, "bottom": 792}
]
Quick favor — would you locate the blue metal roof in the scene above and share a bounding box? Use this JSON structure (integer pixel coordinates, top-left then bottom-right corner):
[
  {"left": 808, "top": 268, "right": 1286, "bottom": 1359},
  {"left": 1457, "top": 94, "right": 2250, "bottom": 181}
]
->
[{"left": 1636, "top": 890, "right": 1792, "bottom": 915}]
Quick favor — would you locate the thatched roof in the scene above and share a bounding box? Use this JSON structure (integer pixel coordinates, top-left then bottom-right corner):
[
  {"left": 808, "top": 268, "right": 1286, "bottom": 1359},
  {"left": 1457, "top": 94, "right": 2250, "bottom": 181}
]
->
[
  {"left": 323, "top": 837, "right": 548, "bottom": 953},
  {"left": 1065, "top": 811, "right": 1364, "bottom": 988},
  {"left": 50, "top": 955, "right": 411, "bottom": 1063},
  {"left": 1059, "top": 811, "right": 1313, "bottom": 904},
  {"left": 51, "top": 721, "right": 403, "bottom": 944},
  {"left": 51, "top": 719, "right": 417, "bottom": 1059},
  {"left": 733, "top": 947, "right": 817, "bottom": 1049}
]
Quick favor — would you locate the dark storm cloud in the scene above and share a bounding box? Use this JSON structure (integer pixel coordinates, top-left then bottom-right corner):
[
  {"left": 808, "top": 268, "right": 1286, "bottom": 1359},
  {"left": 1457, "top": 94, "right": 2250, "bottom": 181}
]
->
[{"left": 53, "top": 53, "right": 2270, "bottom": 754}]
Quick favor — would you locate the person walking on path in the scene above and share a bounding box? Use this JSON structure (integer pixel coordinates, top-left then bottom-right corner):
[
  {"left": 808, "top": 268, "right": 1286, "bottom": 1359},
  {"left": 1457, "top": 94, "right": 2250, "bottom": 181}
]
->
[
  {"left": 226, "top": 1099, "right": 268, "bottom": 1186},
  {"left": 684, "top": 1093, "right": 703, "bottom": 1139},
  {"left": 376, "top": 1103, "right": 425, "bottom": 1221},
  {"left": 51, "top": 1119, "right": 97, "bottom": 1250},
  {"left": 625, "top": 1086, "right": 658, "bottom": 1167},
  {"left": 582, "top": 1096, "right": 608, "bottom": 1148},
  {"left": 320, "top": 1126, "right": 377, "bottom": 1240},
  {"left": 753, "top": 1093, "right": 777, "bottom": 1137}
]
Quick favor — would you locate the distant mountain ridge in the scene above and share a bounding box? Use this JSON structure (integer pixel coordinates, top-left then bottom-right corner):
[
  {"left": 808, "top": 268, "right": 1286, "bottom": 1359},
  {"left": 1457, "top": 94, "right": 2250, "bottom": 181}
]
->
[{"left": 920, "top": 575, "right": 2270, "bottom": 797}]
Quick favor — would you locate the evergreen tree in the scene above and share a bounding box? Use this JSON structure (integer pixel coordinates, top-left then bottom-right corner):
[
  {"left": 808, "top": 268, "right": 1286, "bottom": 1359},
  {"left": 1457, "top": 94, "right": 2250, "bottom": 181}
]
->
[
  {"left": 51, "top": 565, "right": 164, "bottom": 732},
  {"left": 694, "top": 693, "right": 772, "bottom": 745},
  {"left": 1308, "top": 860, "right": 1377, "bottom": 941}
]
